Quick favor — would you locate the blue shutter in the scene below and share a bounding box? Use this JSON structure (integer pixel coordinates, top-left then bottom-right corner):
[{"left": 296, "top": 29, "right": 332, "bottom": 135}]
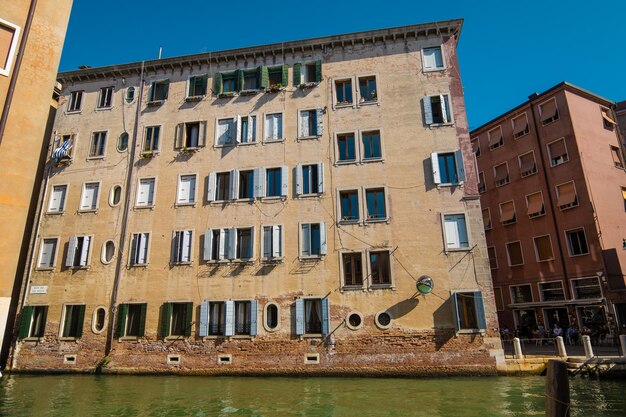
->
[
  {"left": 295, "top": 298, "right": 305, "bottom": 335},
  {"left": 474, "top": 291, "right": 486, "bottom": 329},
  {"left": 224, "top": 300, "right": 235, "bottom": 336},
  {"left": 199, "top": 301, "right": 209, "bottom": 337},
  {"left": 451, "top": 292, "right": 461, "bottom": 332},
  {"left": 423, "top": 96, "right": 433, "bottom": 125},
  {"left": 249, "top": 300, "right": 258, "bottom": 336},
  {"left": 455, "top": 149, "right": 466, "bottom": 182},
  {"left": 321, "top": 298, "right": 330, "bottom": 335},
  {"left": 319, "top": 222, "right": 327, "bottom": 255},
  {"left": 301, "top": 224, "right": 310, "bottom": 256}
]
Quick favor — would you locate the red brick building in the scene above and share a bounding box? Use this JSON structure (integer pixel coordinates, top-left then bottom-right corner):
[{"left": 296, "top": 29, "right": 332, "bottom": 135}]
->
[{"left": 471, "top": 82, "right": 626, "bottom": 338}]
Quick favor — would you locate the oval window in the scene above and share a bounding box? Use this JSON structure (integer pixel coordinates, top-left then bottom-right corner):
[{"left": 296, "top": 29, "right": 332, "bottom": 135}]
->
[
  {"left": 375, "top": 311, "right": 392, "bottom": 329},
  {"left": 125, "top": 87, "right": 135, "bottom": 103},
  {"left": 265, "top": 303, "right": 279, "bottom": 331},
  {"left": 117, "top": 132, "right": 129, "bottom": 152},
  {"left": 92, "top": 307, "right": 107, "bottom": 333},
  {"left": 109, "top": 185, "right": 122, "bottom": 206},
  {"left": 101, "top": 240, "right": 115, "bottom": 264},
  {"left": 347, "top": 312, "right": 363, "bottom": 330}
]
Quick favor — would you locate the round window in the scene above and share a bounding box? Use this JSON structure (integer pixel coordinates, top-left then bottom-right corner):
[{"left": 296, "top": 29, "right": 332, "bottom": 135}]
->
[
  {"left": 375, "top": 311, "right": 392, "bottom": 329},
  {"left": 265, "top": 303, "right": 279, "bottom": 331},
  {"left": 109, "top": 185, "right": 122, "bottom": 206},
  {"left": 101, "top": 240, "right": 115, "bottom": 264},
  {"left": 92, "top": 307, "right": 107, "bottom": 333},
  {"left": 117, "top": 132, "right": 129, "bottom": 152},
  {"left": 125, "top": 87, "right": 135, "bottom": 103},
  {"left": 346, "top": 312, "right": 363, "bottom": 330}
]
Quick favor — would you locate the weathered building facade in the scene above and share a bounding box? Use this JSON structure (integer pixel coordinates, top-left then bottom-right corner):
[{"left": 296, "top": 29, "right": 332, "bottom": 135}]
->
[
  {"left": 471, "top": 83, "right": 626, "bottom": 336},
  {"left": 10, "top": 19, "right": 503, "bottom": 375}
]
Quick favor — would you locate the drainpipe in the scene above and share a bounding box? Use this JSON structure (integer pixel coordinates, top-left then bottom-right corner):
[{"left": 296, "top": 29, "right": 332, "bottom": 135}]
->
[
  {"left": 527, "top": 94, "right": 572, "bottom": 302},
  {"left": 104, "top": 62, "right": 145, "bottom": 356}
]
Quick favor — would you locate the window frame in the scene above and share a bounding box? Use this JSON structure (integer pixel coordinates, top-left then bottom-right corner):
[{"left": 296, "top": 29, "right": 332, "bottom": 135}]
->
[
  {"left": 0, "top": 18, "right": 21, "bottom": 77},
  {"left": 296, "top": 297, "right": 329, "bottom": 337},
  {"left": 451, "top": 290, "right": 487, "bottom": 333},
  {"left": 96, "top": 86, "right": 114, "bottom": 110},
  {"left": 518, "top": 150, "right": 538, "bottom": 178},
  {"left": 47, "top": 183, "right": 68, "bottom": 214},
  {"left": 539, "top": 97, "right": 560, "bottom": 126},
  {"left": 21, "top": 305, "right": 48, "bottom": 340},
  {"left": 263, "top": 302, "right": 280, "bottom": 332},
  {"left": 36, "top": 237, "right": 59, "bottom": 270},
  {"left": 234, "top": 226, "right": 255, "bottom": 261},
  {"left": 135, "top": 177, "right": 157, "bottom": 209},
  {"left": 359, "top": 128, "right": 384, "bottom": 162},
  {"left": 511, "top": 113, "right": 530, "bottom": 139},
  {"left": 363, "top": 186, "right": 389, "bottom": 223},
  {"left": 332, "top": 77, "right": 355, "bottom": 109},
  {"left": 79, "top": 181, "right": 101, "bottom": 212},
  {"left": 442, "top": 213, "right": 471, "bottom": 251},
  {"left": 92, "top": 306, "right": 108, "bottom": 334},
  {"left": 238, "top": 114, "right": 258, "bottom": 145},
  {"left": 478, "top": 171, "right": 486, "bottom": 193},
  {"left": 261, "top": 225, "right": 284, "bottom": 261},
  {"left": 214, "top": 117, "right": 236, "bottom": 147},
  {"left": 571, "top": 277, "right": 603, "bottom": 300},
  {"left": 297, "top": 107, "right": 324, "bottom": 139},
  {"left": 66, "top": 90, "right": 84, "bottom": 113},
  {"left": 147, "top": 79, "right": 169, "bottom": 103},
  {"left": 487, "top": 126, "right": 504, "bottom": 150},
  {"left": 171, "top": 230, "right": 194, "bottom": 265},
  {"left": 471, "top": 137, "right": 481, "bottom": 158},
  {"left": 339, "top": 250, "right": 365, "bottom": 290},
  {"left": 547, "top": 137, "right": 569, "bottom": 167},
  {"left": 109, "top": 184, "right": 123, "bottom": 207},
  {"left": 336, "top": 188, "right": 361, "bottom": 224},
  {"left": 431, "top": 150, "right": 465, "bottom": 185},
  {"left": 555, "top": 180, "right": 579, "bottom": 211},
  {"left": 423, "top": 93, "right": 453, "bottom": 126},
  {"left": 116, "top": 302, "right": 147, "bottom": 339},
  {"left": 334, "top": 130, "right": 358, "bottom": 164},
  {"left": 186, "top": 74, "right": 209, "bottom": 99},
  {"left": 609, "top": 145, "right": 624, "bottom": 169},
  {"left": 263, "top": 112, "right": 284, "bottom": 143},
  {"left": 142, "top": 125, "right": 161, "bottom": 154},
  {"left": 493, "top": 288, "right": 505, "bottom": 311},
  {"left": 487, "top": 246, "right": 498, "bottom": 270},
  {"left": 533, "top": 234, "right": 555, "bottom": 262},
  {"left": 299, "top": 222, "right": 327, "bottom": 259},
  {"left": 356, "top": 73, "right": 379, "bottom": 106},
  {"left": 525, "top": 191, "right": 546, "bottom": 219},
  {"left": 421, "top": 45, "right": 445, "bottom": 72},
  {"left": 482, "top": 207, "right": 492, "bottom": 231},
  {"left": 129, "top": 232, "right": 151, "bottom": 267},
  {"left": 101, "top": 239, "right": 116, "bottom": 265},
  {"left": 59, "top": 304, "right": 86, "bottom": 340},
  {"left": 175, "top": 173, "right": 197, "bottom": 207},
  {"left": 505, "top": 240, "right": 524, "bottom": 267},
  {"left": 88, "top": 130, "right": 108, "bottom": 160},
  {"left": 564, "top": 227, "right": 590, "bottom": 257},
  {"left": 538, "top": 280, "right": 565, "bottom": 302},
  {"left": 493, "top": 161, "right": 510, "bottom": 187},
  {"left": 66, "top": 235, "right": 94, "bottom": 269},
  {"left": 499, "top": 200, "right": 517, "bottom": 226},
  {"left": 509, "top": 284, "right": 534, "bottom": 304}
]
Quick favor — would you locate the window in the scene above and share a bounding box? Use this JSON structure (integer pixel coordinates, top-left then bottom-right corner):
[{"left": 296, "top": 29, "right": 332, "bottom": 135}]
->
[
  {"left": 493, "top": 288, "right": 504, "bottom": 311},
  {"left": 267, "top": 66, "right": 285, "bottom": 87},
  {"left": 482, "top": 208, "right": 491, "bottom": 230},
  {"left": 358, "top": 76, "right": 377, "bottom": 103},
  {"left": 205, "top": 229, "right": 228, "bottom": 262},
  {"left": 101, "top": 240, "right": 115, "bottom": 264},
  {"left": 295, "top": 298, "right": 330, "bottom": 336},
  {"left": 129, "top": 232, "right": 150, "bottom": 266},
  {"left": 572, "top": 278, "right": 602, "bottom": 299},
  {"left": 161, "top": 302, "right": 193, "bottom": 338},
  {"left": 110, "top": 185, "right": 122, "bottom": 207},
  {"left": 443, "top": 214, "right": 469, "bottom": 250},
  {"left": 471, "top": 138, "right": 480, "bottom": 158},
  {"left": 431, "top": 150, "right": 465, "bottom": 184},
  {"left": 264, "top": 113, "right": 283, "bottom": 141},
  {"left": 506, "top": 241, "right": 524, "bottom": 266},
  {"left": 236, "top": 227, "right": 254, "bottom": 260},
  {"left": 488, "top": 246, "right": 498, "bottom": 269},
  {"left": 610, "top": 145, "right": 624, "bottom": 168},
  {"left": 216, "top": 118, "right": 235, "bottom": 146},
  {"left": 519, "top": 152, "right": 537, "bottom": 177},
  {"left": 0, "top": 19, "right": 20, "bottom": 76},
  {"left": 89, "top": 131, "right": 107, "bottom": 158},
  {"left": 177, "top": 174, "right": 197, "bottom": 205},
  {"left": 365, "top": 188, "right": 387, "bottom": 221},
  {"left": 18, "top": 306, "right": 48, "bottom": 339},
  {"left": 499, "top": 201, "right": 516, "bottom": 225},
  {"left": 143, "top": 126, "right": 160, "bottom": 152},
  {"left": 422, "top": 46, "right": 444, "bottom": 71},
  {"left": 65, "top": 236, "right": 92, "bottom": 268},
  {"left": 175, "top": 121, "right": 206, "bottom": 149},
  {"left": 335, "top": 79, "right": 353, "bottom": 105},
  {"left": 37, "top": 238, "right": 58, "bottom": 269},
  {"left": 488, "top": 126, "right": 503, "bottom": 150},
  {"left": 423, "top": 94, "right": 452, "bottom": 125},
  {"left": 148, "top": 79, "right": 169, "bottom": 102},
  {"left": 512, "top": 114, "right": 529, "bottom": 139},
  {"left": 342, "top": 252, "right": 363, "bottom": 287},
  {"left": 300, "top": 223, "right": 327, "bottom": 257},
  {"left": 601, "top": 107, "right": 616, "bottom": 130},
  {"left": 370, "top": 250, "right": 391, "bottom": 285},
  {"left": 61, "top": 305, "right": 86, "bottom": 339},
  {"left": 222, "top": 72, "right": 236, "bottom": 93},
  {"left": 234, "top": 301, "right": 255, "bottom": 335},
  {"left": 298, "top": 109, "right": 323, "bottom": 138},
  {"left": 555, "top": 181, "right": 578, "bottom": 210},
  {"left": 622, "top": 186, "right": 626, "bottom": 212},
  {"left": 125, "top": 87, "right": 135, "bottom": 103},
  {"left": 478, "top": 172, "right": 486, "bottom": 193},
  {"left": 336, "top": 133, "right": 356, "bottom": 162},
  {"left": 80, "top": 182, "right": 100, "bottom": 211},
  {"left": 539, "top": 98, "right": 559, "bottom": 126},
  {"left": 339, "top": 190, "right": 359, "bottom": 222},
  {"left": 493, "top": 163, "right": 509, "bottom": 187},
  {"left": 534, "top": 235, "right": 554, "bottom": 261},
  {"left": 539, "top": 282, "right": 565, "bottom": 301},
  {"left": 136, "top": 178, "right": 155, "bottom": 207},
  {"left": 238, "top": 170, "right": 254, "bottom": 199},
  {"left": 116, "top": 303, "right": 147, "bottom": 338},
  {"left": 294, "top": 61, "right": 322, "bottom": 86},
  {"left": 209, "top": 171, "right": 232, "bottom": 201},
  {"left": 118, "top": 132, "right": 129, "bottom": 152},
  {"left": 362, "top": 130, "right": 382, "bottom": 160},
  {"left": 565, "top": 228, "right": 589, "bottom": 256},
  {"left": 296, "top": 164, "right": 324, "bottom": 196},
  {"left": 97, "top": 86, "right": 113, "bottom": 109},
  {"left": 208, "top": 301, "right": 225, "bottom": 335},
  {"left": 526, "top": 192, "right": 545, "bottom": 218},
  {"left": 171, "top": 230, "right": 193, "bottom": 264},
  {"left": 67, "top": 91, "right": 83, "bottom": 112},
  {"left": 55, "top": 134, "right": 75, "bottom": 161},
  {"left": 547, "top": 138, "right": 568, "bottom": 167},
  {"left": 187, "top": 74, "right": 208, "bottom": 98},
  {"left": 262, "top": 225, "right": 283, "bottom": 260},
  {"left": 47, "top": 184, "right": 67, "bottom": 213},
  {"left": 239, "top": 115, "right": 257, "bottom": 143},
  {"left": 199, "top": 299, "right": 258, "bottom": 338},
  {"left": 510, "top": 285, "right": 533, "bottom": 304},
  {"left": 243, "top": 71, "right": 258, "bottom": 91},
  {"left": 265, "top": 167, "right": 287, "bottom": 198},
  {"left": 452, "top": 291, "right": 486, "bottom": 331},
  {"left": 265, "top": 303, "right": 279, "bottom": 331}
]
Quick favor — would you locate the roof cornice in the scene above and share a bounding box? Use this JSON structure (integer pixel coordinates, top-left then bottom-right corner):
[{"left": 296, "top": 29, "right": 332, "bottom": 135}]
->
[{"left": 57, "top": 19, "right": 463, "bottom": 84}]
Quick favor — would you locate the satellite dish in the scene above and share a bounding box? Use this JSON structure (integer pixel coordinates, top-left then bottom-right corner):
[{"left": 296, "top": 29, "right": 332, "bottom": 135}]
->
[{"left": 416, "top": 275, "right": 434, "bottom": 295}]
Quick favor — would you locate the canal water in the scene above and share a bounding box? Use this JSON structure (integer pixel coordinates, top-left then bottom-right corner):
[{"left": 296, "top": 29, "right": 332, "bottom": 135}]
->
[{"left": 0, "top": 375, "right": 624, "bottom": 416}]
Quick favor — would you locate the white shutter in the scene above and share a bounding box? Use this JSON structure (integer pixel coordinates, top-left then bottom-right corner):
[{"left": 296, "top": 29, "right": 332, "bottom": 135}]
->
[
  {"left": 183, "top": 230, "right": 193, "bottom": 262},
  {"left": 316, "top": 108, "right": 324, "bottom": 136},
  {"left": 178, "top": 177, "right": 189, "bottom": 204},
  {"left": 263, "top": 227, "right": 272, "bottom": 259},
  {"left": 235, "top": 115, "right": 242, "bottom": 143},
  {"left": 79, "top": 236, "right": 90, "bottom": 266},
  {"left": 249, "top": 300, "right": 258, "bottom": 337},
  {"left": 175, "top": 123, "right": 184, "bottom": 149},
  {"left": 218, "top": 229, "right": 227, "bottom": 260},
  {"left": 317, "top": 163, "right": 324, "bottom": 193},
  {"left": 454, "top": 149, "right": 466, "bottom": 182},
  {"left": 273, "top": 114, "right": 280, "bottom": 139},
  {"left": 228, "top": 227, "right": 237, "bottom": 259},
  {"left": 199, "top": 301, "right": 209, "bottom": 337},
  {"left": 203, "top": 229, "right": 212, "bottom": 261},
  {"left": 39, "top": 240, "right": 54, "bottom": 267},
  {"left": 423, "top": 49, "right": 434, "bottom": 70},
  {"left": 423, "top": 96, "right": 433, "bottom": 125},
  {"left": 431, "top": 152, "right": 441, "bottom": 184},
  {"left": 229, "top": 169, "right": 238, "bottom": 200},
  {"left": 272, "top": 225, "right": 282, "bottom": 258},
  {"left": 301, "top": 224, "right": 310, "bottom": 256},
  {"left": 444, "top": 217, "right": 460, "bottom": 249},
  {"left": 295, "top": 298, "right": 305, "bottom": 335},
  {"left": 280, "top": 166, "right": 288, "bottom": 197},
  {"left": 440, "top": 94, "right": 448, "bottom": 123},
  {"left": 295, "top": 165, "right": 303, "bottom": 195},
  {"left": 319, "top": 222, "right": 327, "bottom": 255},
  {"left": 253, "top": 168, "right": 265, "bottom": 198},
  {"left": 81, "top": 184, "right": 97, "bottom": 210},
  {"left": 66, "top": 236, "right": 77, "bottom": 267},
  {"left": 206, "top": 172, "right": 216, "bottom": 202},
  {"left": 247, "top": 116, "right": 255, "bottom": 143},
  {"left": 299, "top": 111, "right": 309, "bottom": 137},
  {"left": 49, "top": 186, "right": 66, "bottom": 212},
  {"left": 198, "top": 121, "right": 207, "bottom": 147},
  {"left": 138, "top": 233, "right": 148, "bottom": 264},
  {"left": 224, "top": 300, "right": 235, "bottom": 336},
  {"left": 188, "top": 176, "right": 196, "bottom": 203}
]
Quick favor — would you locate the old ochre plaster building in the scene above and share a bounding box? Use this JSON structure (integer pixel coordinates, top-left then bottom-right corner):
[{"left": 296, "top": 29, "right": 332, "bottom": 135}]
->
[{"left": 10, "top": 19, "right": 503, "bottom": 375}]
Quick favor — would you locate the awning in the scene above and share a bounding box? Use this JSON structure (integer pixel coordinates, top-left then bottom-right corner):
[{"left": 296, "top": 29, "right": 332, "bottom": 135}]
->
[
  {"left": 513, "top": 116, "right": 528, "bottom": 136},
  {"left": 488, "top": 129, "right": 502, "bottom": 146},
  {"left": 548, "top": 139, "right": 567, "bottom": 157},
  {"left": 557, "top": 182, "right": 576, "bottom": 206},
  {"left": 519, "top": 154, "right": 536, "bottom": 173},
  {"left": 540, "top": 100, "right": 557, "bottom": 122},
  {"left": 472, "top": 139, "right": 480, "bottom": 154},
  {"left": 509, "top": 298, "right": 604, "bottom": 309},
  {"left": 527, "top": 193, "right": 544, "bottom": 216},
  {"left": 494, "top": 164, "right": 509, "bottom": 182},
  {"left": 482, "top": 209, "right": 491, "bottom": 228},
  {"left": 602, "top": 109, "right": 616, "bottom": 125},
  {"left": 500, "top": 202, "right": 515, "bottom": 223}
]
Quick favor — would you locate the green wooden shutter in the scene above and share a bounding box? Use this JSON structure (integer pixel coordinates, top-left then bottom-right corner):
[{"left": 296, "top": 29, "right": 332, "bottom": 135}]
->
[
  {"left": 160, "top": 302, "right": 172, "bottom": 338},
  {"left": 163, "top": 79, "right": 170, "bottom": 100},
  {"left": 75, "top": 305, "right": 86, "bottom": 338},
  {"left": 213, "top": 73, "right": 223, "bottom": 95},
  {"left": 315, "top": 60, "right": 322, "bottom": 82},
  {"left": 200, "top": 75, "right": 208, "bottom": 95},
  {"left": 138, "top": 303, "right": 147, "bottom": 337},
  {"left": 258, "top": 66, "right": 268, "bottom": 89},
  {"left": 147, "top": 82, "right": 154, "bottom": 102},
  {"left": 18, "top": 306, "right": 33, "bottom": 339},
  {"left": 293, "top": 63, "right": 302, "bottom": 86},
  {"left": 184, "top": 302, "right": 193, "bottom": 337},
  {"left": 236, "top": 69, "right": 244, "bottom": 91},
  {"left": 116, "top": 304, "right": 128, "bottom": 338},
  {"left": 281, "top": 64, "right": 288, "bottom": 87}
]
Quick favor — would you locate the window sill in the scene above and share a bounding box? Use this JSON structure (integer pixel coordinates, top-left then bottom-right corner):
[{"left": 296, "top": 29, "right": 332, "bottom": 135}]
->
[
  {"left": 234, "top": 198, "right": 254, "bottom": 204},
  {"left": 214, "top": 143, "right": 235, "bottom": 148},
  {"left": 171, "top": 262, "right": 193, "bottom": 266},
  {"left": 140, "top": 151, "right": 159, "bottom": 159},
  {"left": 357, "top": 100, "right": 379, "bottom": 107},
  {"left": 119, "top": 336, "right": 140, "bottom": 341},
  {"left": 69, "top": 265, "right": 89, "bottom": 270},
  {"left": 46, "top": 211, "right": 65, "bottom": 215},
  {"left": 528, "top": 213, "right": 546, "bottom": 219},
  {"left": 423, "top": 67, "right": 446, "bottom": 73},
  {"left": 297, "top": 193, "right": 323, "bottom": 199},
  {"left": 369, "top": 284, "right": 394, "bottom": 290},
  {"left": 261, "top": 196, "right": 285, "bottom": 201},
  {"left": 261, "top": 257, "right": 284, "bottom": 264},
  {"left": 568, "top": 252, "right": 590, "bottom": 258},
  {"left": 35, "top": 267, "right": 55, "bottom": 271},
  {"left": 87, "top": 156, "right": 105, "bottom": 161},
  {"left": 175, "top": 202, "right": 197, "bottom": 208},
  {"left": 341, "top": 285, "right": 366, "bottom": 292},
  {"left": 78, "top": 209, "right": 98, "bottom": 214},
  {"left": 335, "top": 160, "right": 358, "bottom": 166},
  {"left": 146, "top": 100, "right": 165, "bottom": 106},
  {"left": 240, "top": 89, "right": 260, "bottom": 96},
  {"left": 427, "top": 122, "right": 454, "bottom": 128},
  {"left": 164, "top": 336, "right": 187, "bottom": 341},
  {"left": 365, "top": 217, "right": 389, "bottom": 224},
  {"left": 209, "top": 199, "right": 232, "bottom": 205},
  {"left": 95, "top": 106, "right": 113, "bottom": 111},
  {"left": 541, "top": 118, "right": 560, "bottom": 127},
  {"left": 203, "top": 335, "right": 226, "bottom": 340},
  {"left": 129, "top": 263, "right": 149, "bottom": 268},
  {"left": 362, "top": 158, "right": 384, "bottom": 164},
  {"left": 134, "top": 205, "right": 155, "bottom": 210},
  {"left": 299, "top": 255, "right": 324, "bottom": 261},
  {"left": 263, "top": 138, "right": 285, "bottom": 144},
  {"left": 231, "top": 335, "right": 254, "bottom": 339},
  {"left": 456, "top": 329, "right": 484, "bottom": 335},
  {"left": 558, "top": 204, "right": 579, "bottom": 211},
  {"left": 335, "top": 103, "right": 355, "bottom": 109},
  {"left": 445, "top": 247, "right": 471, "bottom": 253},
  {"left": 537, "top": 258, "right": 555, "bottom": 263},
  {"left": 298, "top": 82, "right": 320, "bottom": 89},
  {"left": 59, "top": 337, "right": 80, "bottom": 342},
  {"left": 338, "top": 219, "right": 360, "bottom": 225},
  {"left": 65, "top": 110, "right": 82, "bottom": 115},
  {"left": 22, "top": 337, "right": 43, "bottom": 343},
  {"left": 437, "top": 182, "right": 464, "bottom": 188},
  {"left": 185, "top": 95, "right": 204, "bottom": 102},
  {"left": 206, "top": 260, "right": 230, "bottom": 265},
  {"left": 232, "top": 259, "right": 255, "bottom": 265},
  {"left": 238, "top": 141, "right": 258, "bottom": 146},
  {"left": 297, "top": 135, "right": 321, "bottom": 141},
  {"left": 300, "top": 333, "right": 323, "bottom": 339},
  {"left": 218, "top": 92, "right": 238, "bottom": 98}
]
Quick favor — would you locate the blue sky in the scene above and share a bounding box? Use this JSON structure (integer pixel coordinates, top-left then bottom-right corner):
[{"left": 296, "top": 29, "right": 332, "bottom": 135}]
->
[{"left": 59, "top": 0, "right": 626, "bottom": 129}]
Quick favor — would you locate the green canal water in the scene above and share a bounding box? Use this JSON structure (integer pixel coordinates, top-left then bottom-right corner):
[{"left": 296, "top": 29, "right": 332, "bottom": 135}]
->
[{"left": 0, "top": 375, "right": 624, "bottom": 416}]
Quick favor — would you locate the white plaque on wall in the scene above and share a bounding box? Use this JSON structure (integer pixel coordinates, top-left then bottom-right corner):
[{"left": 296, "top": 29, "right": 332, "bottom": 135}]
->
[{"left": 30, "top": 285, "right": 48, "bottom": 294}]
